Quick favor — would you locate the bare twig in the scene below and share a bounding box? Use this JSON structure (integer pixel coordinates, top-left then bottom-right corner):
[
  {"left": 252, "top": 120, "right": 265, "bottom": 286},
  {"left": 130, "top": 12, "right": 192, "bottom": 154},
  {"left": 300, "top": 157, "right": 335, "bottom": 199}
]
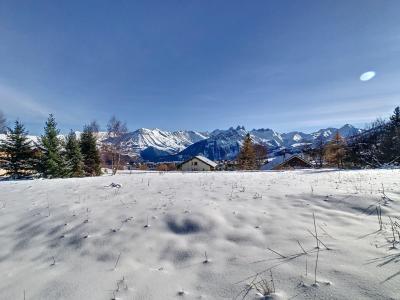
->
[
  {"left": 314, "top": 247, "right": 319, "bottom": 285},
  {"left": 389, "top": 217, "right": 397, "bottom": 249},
  {"left": 307, "top": 230, "right": 331, "bottom": 250},
  {"left": 313, "top": 212, "right": 319, "bottom": 249},
  {"left": 376, "top": 206, "right": 383, "bottom": 230},
  {"left": 297, "top": 240, "right": 307, "bottom": 254},
  {"left": 114, "top": 252, "right": 121, "bottom": 270},
  {"left": 267, "top": 247, "right": 287, "bottom": 258},
  {"left": 203, "top": 251, "right": 209, "bottom": 264}
]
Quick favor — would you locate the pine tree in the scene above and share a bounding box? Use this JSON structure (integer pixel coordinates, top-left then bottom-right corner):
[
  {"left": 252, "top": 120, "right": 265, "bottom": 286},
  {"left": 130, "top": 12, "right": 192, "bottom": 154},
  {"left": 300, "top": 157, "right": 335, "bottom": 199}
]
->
[
  {"left": 237, "top": 133, "right": 257, "bottom": 170},
  {"left": 0, "top": 120, "right": 35, "bottom": 178},
  {"left": 390, "top": 106, "right": 400, "bottom": 127},
  {"left": 39, "top": 114, "right": 67, "bottom": 178},
  {"left": 388, "top": 106, "right": 400, "bottom": 164},
  {"left": 65, "top": 130, "right": 84, "bottom": 177},
  {"left": 80, "top": 124, "right": 101, "bottom": 176}
]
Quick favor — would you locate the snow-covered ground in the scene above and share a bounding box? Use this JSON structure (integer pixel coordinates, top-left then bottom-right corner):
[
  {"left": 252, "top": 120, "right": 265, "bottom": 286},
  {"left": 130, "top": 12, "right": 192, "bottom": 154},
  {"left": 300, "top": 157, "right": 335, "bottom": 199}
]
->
[{"left": 0, "top": 170, "right": 399, "bottom": 299}]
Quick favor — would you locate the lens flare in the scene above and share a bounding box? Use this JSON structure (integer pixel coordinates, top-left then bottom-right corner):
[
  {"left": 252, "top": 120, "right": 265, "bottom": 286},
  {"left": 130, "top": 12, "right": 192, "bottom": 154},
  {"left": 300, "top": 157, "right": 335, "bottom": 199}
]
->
[{"left": 360, "top": 71, "right": 376, "bottom": 81}]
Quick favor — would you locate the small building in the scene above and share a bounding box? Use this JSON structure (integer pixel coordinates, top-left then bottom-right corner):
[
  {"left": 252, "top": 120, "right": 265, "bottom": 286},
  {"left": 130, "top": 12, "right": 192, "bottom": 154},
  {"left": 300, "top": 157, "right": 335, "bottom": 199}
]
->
[
  {"left": 178, "top": 155, "right": 217, "bottom": 171},
  {"left": 262, "top": 154, "right": 312, "bottom": 171}
]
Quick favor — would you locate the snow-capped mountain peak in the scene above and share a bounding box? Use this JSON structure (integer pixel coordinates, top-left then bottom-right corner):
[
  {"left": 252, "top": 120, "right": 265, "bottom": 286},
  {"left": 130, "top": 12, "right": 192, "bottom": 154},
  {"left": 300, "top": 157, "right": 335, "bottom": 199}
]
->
[
  {"left": 170, "top": 124, "right": 362, "bottom": 162},
  {"left": 0, "top": 124, "right": 362, "bottom": 162},
  {"left": 114, "top": 128, "right": 208, "bottom": 158}
]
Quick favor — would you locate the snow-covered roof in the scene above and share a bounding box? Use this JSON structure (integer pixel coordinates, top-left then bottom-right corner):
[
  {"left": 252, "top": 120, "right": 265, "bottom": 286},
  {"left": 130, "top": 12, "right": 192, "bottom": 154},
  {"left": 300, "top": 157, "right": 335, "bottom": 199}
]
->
[
  {"left": 178, "top": 155, "right": 218, "bottom": 168},
  {"left": 194, "top": 155, "right": 218, "bottom": 168},
  {"left": 261, "top": 156, "right": 287, "bottom": 170},
  {"left": 261, "top": 154, "right": 311, "bottom": 170}
]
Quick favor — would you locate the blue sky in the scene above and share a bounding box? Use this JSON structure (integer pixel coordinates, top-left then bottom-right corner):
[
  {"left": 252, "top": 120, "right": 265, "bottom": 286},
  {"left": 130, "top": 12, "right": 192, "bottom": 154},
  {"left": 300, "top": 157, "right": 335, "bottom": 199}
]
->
[{"left": 0, "top": 1, "right": 399, "bottom": 135}]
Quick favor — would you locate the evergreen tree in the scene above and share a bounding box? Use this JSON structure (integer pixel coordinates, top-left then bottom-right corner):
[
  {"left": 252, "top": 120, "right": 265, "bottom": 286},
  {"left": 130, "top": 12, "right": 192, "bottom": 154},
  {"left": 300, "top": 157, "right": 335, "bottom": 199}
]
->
[
  {"left": 374, "top": 107, "right": 400, "bottom": 165},
  {"left": 0, "top": 120, "right": 35, "bottom": 178},
  {"left": 388, "top": 106, "right": 400, "bottom": 164},
  {"left": 65, "top": 130, "right": 84, "bottom": 177},
  {"left": 237, "top": 133, "right": 257, "bottom": 170},
  {"left": 80, "top": 124, "right": 101, "bottom": 176},
  {"left": 39, "top": 114, "right": 66, "bottom": 178},
  {"left": 390, "top": 106, "right": 400, "bottom": 127}
]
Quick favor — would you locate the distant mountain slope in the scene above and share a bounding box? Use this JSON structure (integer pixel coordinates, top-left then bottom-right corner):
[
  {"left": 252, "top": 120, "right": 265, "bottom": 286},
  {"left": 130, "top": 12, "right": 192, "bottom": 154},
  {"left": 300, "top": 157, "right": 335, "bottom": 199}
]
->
[
  {"left": 167, "top": 124, "right": 362, "bottom": 162},
  {"left": 107, "top": 128, "right": 208, "bottom": 159},
  {"left": 175, "top": 127, "right": 248, "bottom": 161},
  {"left": 0, "top": 133, "right": 40, "bottom": 144},
  {"left": 281, "top": 124, "right": 362, "bottom": 148},
  {"left": 0, "top": 129, "right": 209, "bottom": 161},
  {"left": 0, "top": 125, "right": 361, "bottom": 162}
]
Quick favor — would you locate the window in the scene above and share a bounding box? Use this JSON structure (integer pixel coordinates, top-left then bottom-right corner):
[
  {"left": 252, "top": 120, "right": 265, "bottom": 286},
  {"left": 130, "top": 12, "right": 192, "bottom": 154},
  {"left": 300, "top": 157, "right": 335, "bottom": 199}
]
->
[{"left": 194, "top": 162, "right": 198, "bottom": 165}]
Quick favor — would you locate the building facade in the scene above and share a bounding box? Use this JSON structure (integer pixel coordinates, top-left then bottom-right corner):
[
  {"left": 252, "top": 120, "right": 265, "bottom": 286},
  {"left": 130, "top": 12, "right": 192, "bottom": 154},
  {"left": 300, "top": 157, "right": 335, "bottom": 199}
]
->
[{"left": 178, "top": 155, "right": 217, "bottom": 171}]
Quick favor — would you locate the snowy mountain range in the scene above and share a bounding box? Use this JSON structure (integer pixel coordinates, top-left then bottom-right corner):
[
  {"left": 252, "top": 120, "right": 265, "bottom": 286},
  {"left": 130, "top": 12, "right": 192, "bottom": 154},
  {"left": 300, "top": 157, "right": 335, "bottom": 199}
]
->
[
  {"left": 163, "top": 124, "right": 361, "bottom": 161},
  {"left": 0, "top": 124, "right": 362, "bottom": 162},
  {"left": 105, "top": 128, "right": 208, "bottom": 160}
]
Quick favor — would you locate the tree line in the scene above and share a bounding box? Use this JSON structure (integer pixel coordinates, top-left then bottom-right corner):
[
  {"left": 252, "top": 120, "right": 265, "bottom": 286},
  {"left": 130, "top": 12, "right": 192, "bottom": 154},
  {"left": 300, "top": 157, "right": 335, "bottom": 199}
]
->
[
  {"left": 345, "top": 106, "right": 400, "bottom": 168},
  {"left": 0, "top": 114, "right": 101, "bottom": 179},
  {"left": 299, "top": 106, "right": 400, "bottom": 169},
  {"left": 236, "top": 106, "right": 400, "bottom": 170},
  {"left": 0, "top": 112, "right": 131, "bottom": 179},
  {"left": 236, "top": 132, "right": 348, "bottom": 171}
]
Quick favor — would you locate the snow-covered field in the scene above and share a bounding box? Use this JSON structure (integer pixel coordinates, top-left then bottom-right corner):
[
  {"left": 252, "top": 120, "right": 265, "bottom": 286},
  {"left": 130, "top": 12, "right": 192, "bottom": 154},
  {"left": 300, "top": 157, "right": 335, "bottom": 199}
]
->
[{"left": 0, "top": 170, "right": 399, "bottom": 299}]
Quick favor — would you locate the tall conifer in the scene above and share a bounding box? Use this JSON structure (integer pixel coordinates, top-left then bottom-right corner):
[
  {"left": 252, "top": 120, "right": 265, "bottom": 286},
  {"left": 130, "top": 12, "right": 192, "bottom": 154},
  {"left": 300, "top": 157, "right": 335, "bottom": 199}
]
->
[
  {"left": 39, "top": 114, "right": 66, "bottom": 178},
  {"left": 65, "top": 130, "right": 84, "bottom": 177},
  {"left": 80, "top": 124, "right": 101, "bottom": 176},
  {"left": 0, "top": 121, "right": 35, "bottom": 178}
]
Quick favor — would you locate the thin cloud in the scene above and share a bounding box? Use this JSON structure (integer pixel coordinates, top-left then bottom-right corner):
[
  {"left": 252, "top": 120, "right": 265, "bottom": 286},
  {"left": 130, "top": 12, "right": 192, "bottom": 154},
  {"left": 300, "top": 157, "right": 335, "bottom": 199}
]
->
[{"left": 0, "top": 83, "right": 50, "bottom": 119}]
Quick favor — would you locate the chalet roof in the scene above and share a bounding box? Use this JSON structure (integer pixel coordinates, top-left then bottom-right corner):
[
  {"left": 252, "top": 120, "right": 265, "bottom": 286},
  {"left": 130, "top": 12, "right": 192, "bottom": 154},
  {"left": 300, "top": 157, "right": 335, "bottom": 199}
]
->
[
  {"left": 179, "top": 155, "right": 218, "bottom": 168},
  {"left": 194, "top": 155, "right": 218, "bottom": 168},
  {"left": 261, "top": 154, "right": 312, "bottom": 170}
]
